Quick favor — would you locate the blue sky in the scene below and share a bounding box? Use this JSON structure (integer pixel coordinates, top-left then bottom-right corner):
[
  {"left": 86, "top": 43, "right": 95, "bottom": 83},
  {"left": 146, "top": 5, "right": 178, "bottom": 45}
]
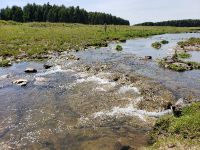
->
[{"left": 0, "top": 0, "right": 199, "bottom": 24}]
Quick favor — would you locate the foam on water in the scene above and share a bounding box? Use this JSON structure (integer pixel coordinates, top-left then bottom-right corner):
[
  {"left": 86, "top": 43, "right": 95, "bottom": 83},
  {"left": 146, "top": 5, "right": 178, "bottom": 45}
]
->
[
  {"left": 35, "top": 66, "right": 75, "bottom": 77},
  {"left": 76, "top": 75, "right": 116, "bottom": 87},
  {"left": 35, "top": 66, "right": 64, "bottom": 76},
  {"left": 118, "top": 85, "right": 141, "bottom": 94},
  {"left": 92, "top": 100, "right": 172, "bottom": 121}
]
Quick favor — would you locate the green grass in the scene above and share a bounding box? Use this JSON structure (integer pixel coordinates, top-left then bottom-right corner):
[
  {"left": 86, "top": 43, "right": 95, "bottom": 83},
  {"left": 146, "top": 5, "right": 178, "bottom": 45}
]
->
[
  {"left": 146, "top": 102, "right": 200, "bottom": 149},
  {"left": 168, "top": 63, "right": 188, "bottom": 71},
  {"left": 186, "top": 61, "right": 200, "bottom": 69},
  {"left": 177, "top": 52, "right": 192, "bottom": 59},
  {"left": 115, "top": 45, "right": 123, "bottom": 51},
  {"left": 178, "top": 37, "right": 200, "bottom": 49},
  {"left": 161, "top": 40, "right": 169, "bottom": 44},
  {"left": 0, "top": 59, "right": 11, "bottom": 67},
  {"left": 151, "top": 42, "right": 162, "bottom": 49},
  {"left": 0, "top": 21, "right": 199, "bottom": 62}
]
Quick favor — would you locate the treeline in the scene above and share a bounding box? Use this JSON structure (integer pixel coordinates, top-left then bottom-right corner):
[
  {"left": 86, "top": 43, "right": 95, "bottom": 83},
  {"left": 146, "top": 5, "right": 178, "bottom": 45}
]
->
[
  {"left": 0, "top": 3, "right": 130, "bottom": 25},
  {"left": 135, "top": 19, "right": 200, "bottom": 27}
]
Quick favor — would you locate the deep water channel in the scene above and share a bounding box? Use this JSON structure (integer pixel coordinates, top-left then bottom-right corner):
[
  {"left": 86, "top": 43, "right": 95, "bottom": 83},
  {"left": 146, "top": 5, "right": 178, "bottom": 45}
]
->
[{"left": 0, "top": 33, "right": 200, "bottom": 149}]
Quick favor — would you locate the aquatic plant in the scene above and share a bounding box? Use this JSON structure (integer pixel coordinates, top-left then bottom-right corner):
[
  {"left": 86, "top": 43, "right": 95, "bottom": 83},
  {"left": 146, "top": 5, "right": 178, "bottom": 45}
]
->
[
  {"left": 116, "top": 45, "right": 123, "bottom": 51},
  {"left": 161, "top": 40, "right": 169, "bottom": 44},
  {"left": 152, "top": 42, "right": 162, "bottom": 49},
  {"left": 177, "top": 52, "right": 192, "bottom": 59}
]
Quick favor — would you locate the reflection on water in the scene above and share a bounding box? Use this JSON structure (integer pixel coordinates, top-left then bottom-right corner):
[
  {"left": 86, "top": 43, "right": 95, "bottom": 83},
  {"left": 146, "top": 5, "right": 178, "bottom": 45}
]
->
[{"left": 0, "top": 33, "right": 200, "bottom": 149}]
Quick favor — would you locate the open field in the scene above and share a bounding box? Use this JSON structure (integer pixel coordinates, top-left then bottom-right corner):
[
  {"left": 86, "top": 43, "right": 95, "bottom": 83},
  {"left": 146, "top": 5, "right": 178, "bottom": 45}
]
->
[{"left": 0, "top": 20, "right": 199, "bottom": 63}]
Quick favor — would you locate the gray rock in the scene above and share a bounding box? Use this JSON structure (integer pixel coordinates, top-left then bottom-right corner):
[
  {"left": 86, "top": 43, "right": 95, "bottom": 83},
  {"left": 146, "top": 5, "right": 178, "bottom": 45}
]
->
[
  {"left": 172, "top": 98, "right": 187, "bottom": 117},
  {"left": 145, "top": 56, "right": 152, "bottom": 60},
  {"left": 13, "top": 79, "right": 28, "bottom": 86},
  {"left": 43, "top": 64, "right": 52, "bottom": 69},
  {"left": 25, "top": 68, "right": 37, "bottom": 73}
]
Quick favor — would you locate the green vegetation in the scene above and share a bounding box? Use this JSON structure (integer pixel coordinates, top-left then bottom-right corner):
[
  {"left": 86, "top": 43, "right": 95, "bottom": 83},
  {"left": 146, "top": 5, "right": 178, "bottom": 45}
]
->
[
  {"left": 152, "top": 40, "right": 169, "bottom": 49},
  {"left": 115, "top": 45, "right": 123, "bottom": 51},
  {"left": 0, "top": 59, "right": 11, "bottom": 67},
  {"left": 159, "top": 51, "right": 200, "bottom": 71},
  {"left": 148, "top": 102, "right": 200, "bottom": 149},
  {"left": 0, "top": 21, "right": 198, "bottom": 63},
  {"left": 178, "top": 37, "right": 200, "bottom": 49},
  {"left": 186, "top": 61, "right": 200, "bottom": 69},
  {"left": 160, "top": 40, "right": 169, "bottom": 44},
  {"left": 136, "top": 19, "right": 200, "bottom": 27},
  {"left": 167, "top": 63, "right": 189, "bottom": 72},
  {"left": 119, "top": 38, "right": 127, "bottom": 43},
  {"left": 177, "top": 52, "right": 192, "bottom": 59},
  {"left": 0, "top": 3, "right": 129, "bottom": 25},
  {"left": 152, "top": 42, "right": 162, "bottom": 49}
]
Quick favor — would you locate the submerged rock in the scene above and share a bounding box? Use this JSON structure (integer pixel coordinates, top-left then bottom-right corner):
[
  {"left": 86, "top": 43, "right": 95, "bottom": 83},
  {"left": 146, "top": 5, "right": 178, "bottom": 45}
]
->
[
  {"left": 43, "top": 64, "right": 52, "bottom": 69},
  {"left": 24, "top": 68, "right": 37, "bottom": 73},
  {"left": 12, "top": 79, "right": 28, "bottom": 86}
]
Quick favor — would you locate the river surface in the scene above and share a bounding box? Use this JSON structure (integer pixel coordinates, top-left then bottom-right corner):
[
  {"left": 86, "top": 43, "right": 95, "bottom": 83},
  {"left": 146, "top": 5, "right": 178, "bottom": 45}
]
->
[{"left": 0, "top": 33, "right": 200, "bottom": 150}]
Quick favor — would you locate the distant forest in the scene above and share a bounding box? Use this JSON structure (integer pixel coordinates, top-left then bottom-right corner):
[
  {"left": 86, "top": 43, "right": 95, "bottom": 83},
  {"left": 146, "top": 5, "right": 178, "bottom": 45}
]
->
[
  {"left": 0, "top": 3, "right": 130, "bottom": 25},
  {"left": 135, "top": 19, "right": 200, "bottom": 27}
]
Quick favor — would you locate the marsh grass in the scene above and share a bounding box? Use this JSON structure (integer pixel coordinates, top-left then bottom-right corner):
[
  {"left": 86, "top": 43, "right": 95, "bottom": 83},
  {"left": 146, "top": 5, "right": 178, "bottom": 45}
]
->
[
  {"left": 152, "top": 42, "right": 162, "bottom": 49},
  {"left": 177, "top": 52, "right": 192, "bottom": 59},
  {"left": 147, "top": 102, "right": 200, "bottom": 149},
  {"left": 0, "top": 21, "right": 198, "bottom": 61},
  {"left": 178, "top": 37, "right": 200, "bottom": 48}
]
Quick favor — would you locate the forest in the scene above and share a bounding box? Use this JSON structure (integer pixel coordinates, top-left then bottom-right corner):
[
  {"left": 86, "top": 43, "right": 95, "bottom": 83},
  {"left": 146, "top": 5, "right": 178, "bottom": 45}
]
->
[
  {"left": 135, "top": 19, "right": 200, "bottom": 27},
  {"left": 0, "top": 3, "right": 130, "bottom": 25}
]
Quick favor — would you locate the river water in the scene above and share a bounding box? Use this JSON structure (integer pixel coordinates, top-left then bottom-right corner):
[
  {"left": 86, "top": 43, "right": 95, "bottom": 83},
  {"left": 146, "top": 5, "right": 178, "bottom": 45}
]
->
[{"left": 0, "top": 33, "right": 199, "bottom": 150}]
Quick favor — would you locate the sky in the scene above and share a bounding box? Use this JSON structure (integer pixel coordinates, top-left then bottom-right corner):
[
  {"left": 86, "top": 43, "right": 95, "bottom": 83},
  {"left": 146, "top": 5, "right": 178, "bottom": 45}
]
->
[{"left": 0, "top": 0, "right": 199, "bottom": 25}]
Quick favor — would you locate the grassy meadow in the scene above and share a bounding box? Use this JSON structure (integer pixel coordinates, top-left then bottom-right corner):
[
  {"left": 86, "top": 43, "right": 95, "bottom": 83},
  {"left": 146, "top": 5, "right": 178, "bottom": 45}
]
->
[
  {"left": 0, "top": 20, "right": 199, "bottom": 64},
  {"left": 145, "top": 102, "right": 200, "bottom": 150}
]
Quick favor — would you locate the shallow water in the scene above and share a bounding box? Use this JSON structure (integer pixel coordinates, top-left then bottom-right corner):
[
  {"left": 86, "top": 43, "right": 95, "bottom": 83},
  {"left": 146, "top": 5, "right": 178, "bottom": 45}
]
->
[{"left": 0, "top": 33, "right": 200, "bottom": 149}]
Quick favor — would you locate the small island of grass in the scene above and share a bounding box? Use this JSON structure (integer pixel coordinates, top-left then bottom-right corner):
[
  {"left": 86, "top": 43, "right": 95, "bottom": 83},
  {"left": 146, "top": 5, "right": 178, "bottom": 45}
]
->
[
  {"left": 152, "top": 42, "right": 162, "bottom": 49},
  {"left": 115, "top": 45, "right": 123, "bottom": 51}
]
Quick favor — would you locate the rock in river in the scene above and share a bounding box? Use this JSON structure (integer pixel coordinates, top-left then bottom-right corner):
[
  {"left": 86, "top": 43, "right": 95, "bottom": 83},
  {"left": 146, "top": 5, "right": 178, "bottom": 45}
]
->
[
  {"left": 145, "top": 56, "right": 152, "bottom": 60},
  {"left": 43, "top": 64, "right": 52, "bottom": 69},
  {"left": 13, "top": 79, "right": 28, "bottom": 86},
  {"left": 24, "top": 68, "right": 37, "bottom": 73}
]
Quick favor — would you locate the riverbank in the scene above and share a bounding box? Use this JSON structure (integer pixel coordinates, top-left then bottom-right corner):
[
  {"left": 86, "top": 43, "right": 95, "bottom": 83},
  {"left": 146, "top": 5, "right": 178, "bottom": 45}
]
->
[
  {"left": 145, "top": 102, "right": 200, "bottom": 150},
  {"left": 0, "top": 21, "right": 199, "bottom": 66}
]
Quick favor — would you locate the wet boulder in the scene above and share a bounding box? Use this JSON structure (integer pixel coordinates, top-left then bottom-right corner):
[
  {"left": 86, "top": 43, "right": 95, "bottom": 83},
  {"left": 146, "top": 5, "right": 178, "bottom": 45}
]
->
[
  {"left": 114, "top": 142, "right": 131, "bottom": 150},
  {"left": 145, "top": 56, "right": 152, "bottom": 60},
  {"left": 13, "top": 79, "right": 28, "bottom": 86},
  {"left": 24, "top": 68, "right": 37, "bottom": 73},
  {"left": 43, "top": 64, "right": 52, "bottom": 69},
  {"left": 172, "top": 98, "right": 187, "bottom": 117}
]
